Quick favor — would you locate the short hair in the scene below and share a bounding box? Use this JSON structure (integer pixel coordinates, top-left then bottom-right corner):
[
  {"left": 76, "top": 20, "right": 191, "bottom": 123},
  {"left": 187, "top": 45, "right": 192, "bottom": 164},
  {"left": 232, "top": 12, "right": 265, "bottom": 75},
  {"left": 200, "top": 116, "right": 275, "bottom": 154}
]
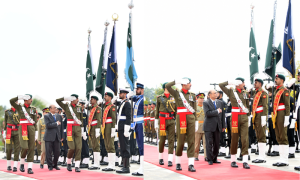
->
[{"left": 218, "top": 91, "right": 223, "bottom": 95}]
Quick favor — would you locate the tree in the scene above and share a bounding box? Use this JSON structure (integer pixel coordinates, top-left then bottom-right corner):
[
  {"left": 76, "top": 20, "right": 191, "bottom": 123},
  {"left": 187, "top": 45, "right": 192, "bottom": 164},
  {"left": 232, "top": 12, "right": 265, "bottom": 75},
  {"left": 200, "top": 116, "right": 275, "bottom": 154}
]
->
[
  {"left": 0, "top": 105, "right": 7, "bottom": 133},
  {"left": 145, "top": 83, "right": 177, "bottom": 104},
  {"left": 31, "top": 99, "right": 47, "bottom": 112}
]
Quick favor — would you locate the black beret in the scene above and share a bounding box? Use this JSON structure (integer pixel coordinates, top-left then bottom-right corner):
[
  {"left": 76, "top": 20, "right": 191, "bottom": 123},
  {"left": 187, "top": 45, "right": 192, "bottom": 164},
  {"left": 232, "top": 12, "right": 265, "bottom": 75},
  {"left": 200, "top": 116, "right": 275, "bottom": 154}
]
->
[
  {"left": 276, "top": 74, "right": 285, "bottom": 81},
  {"left": 105, "top": 92, "right": 114, "bottom": 99},
  {"left": 255, "top": 78, "right": 264, "bottom": 85}
]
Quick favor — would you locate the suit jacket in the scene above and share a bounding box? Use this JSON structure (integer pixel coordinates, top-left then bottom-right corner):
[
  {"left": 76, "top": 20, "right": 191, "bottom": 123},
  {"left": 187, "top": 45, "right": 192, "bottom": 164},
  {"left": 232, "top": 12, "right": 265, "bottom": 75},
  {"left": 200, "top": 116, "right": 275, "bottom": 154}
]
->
[
  {"left": 43, "top": 113, "right": 63, "bottom": 142},
  {"left": 203, "top": 99, "right": 225, "bottom": 132}
]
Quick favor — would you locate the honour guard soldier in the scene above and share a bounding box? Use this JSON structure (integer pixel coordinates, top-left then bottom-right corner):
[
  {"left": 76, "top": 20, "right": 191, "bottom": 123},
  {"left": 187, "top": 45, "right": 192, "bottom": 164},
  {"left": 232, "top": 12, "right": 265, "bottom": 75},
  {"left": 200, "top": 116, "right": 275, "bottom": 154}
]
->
[
  {"left": 219, "top": 78, "right": 251, "bottom": 169},
  {"left": 101, "top": 92, "right": 117, "bottom": 171},
  {"left": 4, "top": 101, "right": 20, "bottom": 172},
  {"left": 86, "top": 95, "right": 102, "bottom": 170},
  {"left": 248, "top": 79, "right": 268, "bottom": 163},
  {"left": 224, "top": 99, "right": 232, "bottom": 159},
  {"left": 56, "top": 94, "right": 85, "bottom": 172},
  {"left": 116, "top": 88, "right": 131, "bottom": 174},
  {"left": 37, "top": 108, "right": 49, "bottom": 169},
  {"left": 78, "top": 100, "right": 89, "bottom": 168},
  {"left": 194, "top": 92, "right": 206, "bottom": 161},
  {"left": 265, "top": 74, "right": 290, "bottom": 167},
  {"left": 10, "top": 94, "right": 38, "bottom": 174},
  {"left": 166, "top": 78, "right": 197, "bottom": 172},
  {"left": 128, "top": 83, "right": 144, "bottom": 176},
  {"left": 145, "top": 104, "right": 151, "bottom": 143},
  {"left": 150, "top": 103, "right": 156, "bottom": 144},
  {"left": 156, "top": 82, "right": 177, "bottom": 166}
]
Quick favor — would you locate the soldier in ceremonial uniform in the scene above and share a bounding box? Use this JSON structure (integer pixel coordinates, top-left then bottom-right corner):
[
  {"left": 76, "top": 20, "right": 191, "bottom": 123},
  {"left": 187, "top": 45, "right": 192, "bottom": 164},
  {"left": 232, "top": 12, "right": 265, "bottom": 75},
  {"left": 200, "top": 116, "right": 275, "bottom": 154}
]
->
[
  {"left": 265, "top": 74, "right": 290, "bottom": 167},
  {"left": 194, "top": 92, "right": 206, "bottom": 161},
  {"left": 219, "top": 78, "right": 251, "bottom": 169},
  {"left": 56, "top": 94, "right": 85, "bottom": 172},
  {"left": 166, "top": 78, "right": 197, "bottom": 172},
  {"left": 248, "top": 79, "right": 268, "bottom": 163},
  {"left": 37, "top": 108, "right": 49, "bottom": 169},
  {"left": 4, "top": 101, "right": 20, "bottom": 172},
  {"left": 150, "top": 103, "right": 156, "bottom": 144},
  {"left": 78, "top": 100, "right": 89, "bottom": 168},
  {"left": 101, "top": 92, "right": 117, "bottom": 171},
  {"left": 156, "top": 83, "right": 177, "bottom": 166},
  {"left": 86, "top": 95, "right": 102, "bottom": 170},
  {"left": 10, "top": 94, "right": 38, "bottom": 174},
  {"left": 145, "top": 104, "right": 151, "bottom": 143}
]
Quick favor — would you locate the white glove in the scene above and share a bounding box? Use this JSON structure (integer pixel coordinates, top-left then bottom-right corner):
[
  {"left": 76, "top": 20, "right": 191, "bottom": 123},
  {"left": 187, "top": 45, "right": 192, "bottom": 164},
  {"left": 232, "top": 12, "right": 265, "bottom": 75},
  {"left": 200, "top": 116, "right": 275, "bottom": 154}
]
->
[
  {"left": 75, "top": 119, "right": 82, "bottom": 125},
  {"left": 3, "top": 131, "right": 6, "bottom": 139},
  {"left": 111, "top": 96, "right": 118, "bottom": 104},
  {"left": 18, "top": 95, "right": 31, "bottom": 100},
  {"left": 287, "top": 78, "right": 297, "bottom": 88},
  {"left": 290, "top": 118, "right": 296, "bottom": 129},
  {"left": 284, "top": 116, "right": 290, "bottom": 127},
  {"left": 195, "top": 121, "right": 199, "bottom": 132},
  {"left": 127, "top": 91, "right": 135, "bottom": 99},
  {"left": 261, "top": 116, "right": 266, "bottom": 127},
  {"left": 246, "top": 85, "right": 253, "bottom": 92},
  {"left": 35, "top": 131, "right": 38, "bottom": 141},
  {"left": 154, "top": 119, "right": 159, "bottom": 129},
  {"left": 266, "top": 82, "right": 274, "bottom": 89},
  {"left": 81, "top": 127, "right": 87, "bottom": 140},
  {"left": 111, "top": 128, "right": 115, "bottom": 137},
  {"left": 64, "top": 96, "right": 76, "bottom": 101},
  {"left": 115, "top": 123, "right": 118, "bottom": 131},
  {"left": 248, "top": 116, "right": 251, "bottom": 127},
  {"left": 124, "top": 125, "right": 130, "bottom": 137},
  {"left": 293, "top": 109, "right": 298, "bottom": 119},
  {"left": 175, "top": 78, "right": 190, "bottom": 85},
  {"left": 228, "top": 80, "right": 242, "bottom": 86},
  {"left": 95, "top": 128, "right": 100, "bottom": 138}
]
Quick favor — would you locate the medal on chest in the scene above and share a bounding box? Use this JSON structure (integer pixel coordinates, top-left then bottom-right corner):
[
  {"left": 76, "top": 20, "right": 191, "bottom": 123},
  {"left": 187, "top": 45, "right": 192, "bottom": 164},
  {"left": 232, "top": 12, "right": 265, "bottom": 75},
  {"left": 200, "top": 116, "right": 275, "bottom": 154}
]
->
[
  {"left": 189, "top": 95, "right": 193, "bottom": 102},
  {"left": 77, "top": 107, "right": 81, "bottom": 113},
  {"left": 30, "top": 108, "right": 33, "bottom": 114}
]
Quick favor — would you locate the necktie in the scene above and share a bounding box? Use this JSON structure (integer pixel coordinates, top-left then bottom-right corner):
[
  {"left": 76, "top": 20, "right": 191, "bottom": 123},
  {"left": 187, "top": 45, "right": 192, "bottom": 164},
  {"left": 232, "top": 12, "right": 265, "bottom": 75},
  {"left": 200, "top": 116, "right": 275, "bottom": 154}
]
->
[
  {"left": 213, "top": 101, "right": 217, "bottom": 109},
  {"left": 53, "top": 115, "right": 56, "bottom": 122}
]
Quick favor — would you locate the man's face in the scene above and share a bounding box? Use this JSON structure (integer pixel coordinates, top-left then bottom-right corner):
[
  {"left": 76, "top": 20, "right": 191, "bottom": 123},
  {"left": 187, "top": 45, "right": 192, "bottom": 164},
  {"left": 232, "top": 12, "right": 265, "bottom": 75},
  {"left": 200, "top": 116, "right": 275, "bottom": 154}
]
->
[
  {"left": 151, "top": 104, "right": 155, "bottom": 109},
  {"left": 50, "top": 106, "right": 57, "bottom": 114},
  {"left": 119, "top": 92, "right": 126, "bottom": 99},
  {"left": 148, "top": 105, "right": 151, "bottom": 109},
  {"left": 254, "top": 81, "right": 262, "bottom": 89},
  {"left": 136, "top": 88, "right": 143, "bottom": 95},
  {"left": 197, "top": 97, "right": 204, "bottom": 103},
  {"left": 37, "top": 115, "right": 41, "bottom": 119},
  {"left": 182, "top": 82, "right": 192, "bottom": 90},
  {"left": 144, "top": 105, "right": 147, "bottom": 109},
  {"left": 210, "top": 90, "right": 217, "bottom": 100},
  {"left": 275, "top": 77, "right": 283, "bottom": 85},
  {"left": 90, "top": 98, "right": 97, "bottom": 105},
  {"left": 297, "top": 75, "right": 300, "bottom": 82},
  {"left": 71, "top": 98, "right": 79, "bottom": 105},
  {"left": 104, "top": 95, "right": 112, "bottom": 102},
  {"left": 24, "top": 98, "right": 33, "bottom": 105},
  {"left": 268, "top": 92, "right": 272, "bottom": 97}
]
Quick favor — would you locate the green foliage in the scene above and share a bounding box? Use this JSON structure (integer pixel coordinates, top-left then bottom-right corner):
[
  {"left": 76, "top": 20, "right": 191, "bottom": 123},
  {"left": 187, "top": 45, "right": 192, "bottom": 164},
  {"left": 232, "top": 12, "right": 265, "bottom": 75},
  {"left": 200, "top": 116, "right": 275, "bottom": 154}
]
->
[
  {"left": 0, "top": 105, "right": 7, "bottom": 131},
  {"left": 145, "top": 83, "right": 177, "bottom": 104},
  {"left": 32, "top": 99, "right": 47, "bottom": 112}
]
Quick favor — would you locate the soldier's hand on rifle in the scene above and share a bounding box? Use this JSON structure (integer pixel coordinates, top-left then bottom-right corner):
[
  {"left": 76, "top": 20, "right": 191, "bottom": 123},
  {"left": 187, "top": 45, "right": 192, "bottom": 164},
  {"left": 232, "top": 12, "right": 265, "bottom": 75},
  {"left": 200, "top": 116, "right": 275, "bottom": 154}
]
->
[
  {"left": 127, "top": 91, "right": 135, "bottom": 99},
  {"left": 266, "top": 82, "right": 275, "bottom": 89}
]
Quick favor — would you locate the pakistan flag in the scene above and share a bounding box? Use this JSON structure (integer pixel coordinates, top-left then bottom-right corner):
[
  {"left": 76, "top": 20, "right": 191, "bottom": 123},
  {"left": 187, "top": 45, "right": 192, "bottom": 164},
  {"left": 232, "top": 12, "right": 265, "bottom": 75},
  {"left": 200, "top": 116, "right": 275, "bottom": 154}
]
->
[
  {"left": 86, "top": 33, "right": 94, "bottom": 100},
  {"left": 249, "top": 26, "right": 259, "bottom": 84}
]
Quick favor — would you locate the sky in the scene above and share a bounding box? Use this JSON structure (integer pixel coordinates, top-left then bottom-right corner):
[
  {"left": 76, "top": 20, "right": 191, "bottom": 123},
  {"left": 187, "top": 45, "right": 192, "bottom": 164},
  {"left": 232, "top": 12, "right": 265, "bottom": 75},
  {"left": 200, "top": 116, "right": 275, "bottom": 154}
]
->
[
  {"left": 0, "top": 0, "right": 145, "bottom": 108},
  {"left": 143, "top": 0, "right": 299, "bottom": 99}
]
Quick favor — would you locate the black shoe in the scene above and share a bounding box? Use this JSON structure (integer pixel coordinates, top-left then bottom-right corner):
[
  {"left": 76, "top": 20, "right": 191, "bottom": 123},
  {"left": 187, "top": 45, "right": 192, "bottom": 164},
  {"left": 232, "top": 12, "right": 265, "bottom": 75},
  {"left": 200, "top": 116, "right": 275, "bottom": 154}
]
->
[
  {"left": 80, "top": 164, "right": 88, "bottom": 168},
  {"left": 271, "top": 151, "right": 280, "bottom": 156},
  {"left": 288, "top": 153, "right": 295, "bottom": 158},
  {"left": 20, "top": 164, "right": 25, "bottom": 172},
  {"left": 252, "top": 159, "right": 266, "bottom": 163},
  {"left": 199, "top": 149, "right": 204, "bottom": 154},
  {"left": 40, "top": 164, "right": 44, "bottom": 169},
  {"left": 231, "top": 162, "right": 238, "bottom": 168},
  {"left": 224, "top": 154, "right": 231, "bottom": 159},
  {"left": 57, "top": 161, "right": 62, "bottom": 165},
  {"left": 116, "top": 167, "right": 130, "bottom": 173},
  {"left": 132, "top": 171, "right": 143, "bottom": 176},
  {"left": 159, "top": 159, "right": 164, "bottom": 165},
  {"left": 168, "top": 161, "right": 173, "bottom": 167},
  {"left": 100, "top": 161, "right": 108, "bottom": 165},
  {"left": 118, "top": 163, "right": 123, "bottom": 167},
  {"left": 75, "top": 167, "right": 81, "bottom": 172},
  {"left": 213, "top": 160, "right": 221, "bottom": 163},
  {"left": 7, "top": 166, "right": 12, "bottom": 171},
  {"left": 61, "top": 162, "right": 67, "bottom": 166},
  {"left": 88, "top": 166, "right": 100, "bottom": 170},
  {"left": 195, "top": 158, "right": 199, "bottom": 161},
  {"left": 243, "top": 163, "right": 250, "bottom": 169},
  {"left": 48, "top": 167, "right": 53, "bottom": 171},
  {"left": 176, "top": 164, "right": 182, "bottom": 170},
  {"left": 91, "top": 160, "right": 94, "bottom": 164},
  {"left": 115, "top": 162, "right": 119, "bottom": 166},
  {"left": 67, "top": 164, "right": 72, "bottom": 171},
  {"left": 102, "top": 167, "right": 115, "bottom": 171},
  {"left": 71, "top": 163, "right": 75, "bottom": 167},
  {"left": 277, "top": 163, "right": 289, "bottom": 167},
  {"left": 272, "top": 162, "right": 280, "bottom": 166},
  {"left": 255, "top": 151, "right": 259, "bottom": 155},
  {"left": 294, "top": 166, "right": 300, "bottom": 171},
  {"left": 27, "top": 168, "right": 34, "bottom": 174},
  {"left": 204, "top": 157, "right": 208, "bottom": 161},
  {"left": 208, "top": 161, "right": 213, "bottom": 165},
  {"left": 188, "top": 165, "right": 196, "bottom": 172},
  {"left": 295, "top": 150, "right": 300, "bottom": 153},
  {"left": 54, "top": 166, "right": 60, "bottom": 170},
  {"left": 218, "top": 152, "right": 226, "bottom": 157},
  {"left": 2, "top": 156, "right": 7, "bottom": 159},
  {"left": 165, "top": 144, "right": 168, "bottom": 147},
  {"left": 237, "top": 156, "right": 242, "bottom": 161},
  {"left": 251, "top": 149, "right": 256, "bottom": 153},
  {"left": 13, "top": 167, "right": 17, "bottom": 172}
]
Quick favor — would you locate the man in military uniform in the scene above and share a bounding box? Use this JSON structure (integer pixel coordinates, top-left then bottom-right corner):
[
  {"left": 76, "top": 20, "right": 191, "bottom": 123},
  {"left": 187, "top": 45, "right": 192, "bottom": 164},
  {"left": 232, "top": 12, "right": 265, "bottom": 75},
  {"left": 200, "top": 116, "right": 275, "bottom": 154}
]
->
[
  {"left": 4, "top": 100, "right": 20, "bottom": 172},
  {"left": 145, "top": 104, "right": 151, "bottom": 143},
  {"left": 265, "top": 74, "right": 290, "bottom": 167},
  {"left": 150, "top": 103, "right": 156, "bottom": 144},
  {"left": 86, "top": 95, "right": 102, "bottom": 170},
  {"left": 247, "top": 79, "right": 268, "bottom": 163},
  {"left": 224, "top": 99, "right": 232, "bottom": 159},
  {"left": 37, "top": 108, "right": 49, "bottom": 169},
  {"left": 10, "top": 94, "right": 38, "bottom": 174},
  {"left": 219, "top": 78, "right": 251, "bottom": 169},
  {"left": 56, "top": 94, "right": 85, "bottom": 172},
  {"left": 156, "top": 82, "right": 177, "bottom": 166},
  {"left": 101, "top": 92, "right": 117, "bottom": 171},
  {"left": 217, "top": 91, "right": 227, "bottom": 156},
  {"left": 166, "top": 78, "right": 197, "bottom": 172},
  {"left": 194, "top": 92, "right": 206, "bottom": 161},
  {"left": 78, "top": 100, "right": 89, "bottom": 169}
]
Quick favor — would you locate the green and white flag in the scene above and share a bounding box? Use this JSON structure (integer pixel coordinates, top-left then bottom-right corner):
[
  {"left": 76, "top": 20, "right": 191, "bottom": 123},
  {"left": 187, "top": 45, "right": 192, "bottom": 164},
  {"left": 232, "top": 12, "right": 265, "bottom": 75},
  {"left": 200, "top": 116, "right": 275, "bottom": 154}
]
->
[
  {"left": 249, "top": 11, "right": 259, "bottom": 84},
  {"left": 86, "top": 31, "right": 94, "bottom": 100}
]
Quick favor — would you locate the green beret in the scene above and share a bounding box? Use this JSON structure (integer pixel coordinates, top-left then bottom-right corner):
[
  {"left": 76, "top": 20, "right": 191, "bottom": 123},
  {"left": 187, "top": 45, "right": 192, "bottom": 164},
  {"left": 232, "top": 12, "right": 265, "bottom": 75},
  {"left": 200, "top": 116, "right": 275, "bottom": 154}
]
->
[
  {"left": 105, "top": 92, "right": 113, "bottom": 99},
  {"left": 71, "top": 94, "right": 78, "bottom": 99},
  {"left": 91, "top": 96, "right": 99, "bottom": 101},
  {"left": 38, "top": 113, "right": 42, "bottom": 117},
  {"left": 276, "top": 74, "right": 285, "bottom": 81},
  {"left": 255, "top": 78, "right": 264, "bottom": 85},
  {"left": 152, "top": 102, "right": 156, "bottom": 105},
  {"left": 25, "top": 94, "right": 32, "bottom": 99},
  {"left": 235, "top": 77, "right": 245, "bottom": 82},
  {"left": 162, "top": 82, "right": 167, "bottom": 89},
  {"left": 144, "top": 104, "right": 148, "bottom": 106},
  {"left": 183, "top": 77, "right": 191, "bottom": 83},
  {"left": 148, "top": 103, "right": 152, "bottom": 105}
]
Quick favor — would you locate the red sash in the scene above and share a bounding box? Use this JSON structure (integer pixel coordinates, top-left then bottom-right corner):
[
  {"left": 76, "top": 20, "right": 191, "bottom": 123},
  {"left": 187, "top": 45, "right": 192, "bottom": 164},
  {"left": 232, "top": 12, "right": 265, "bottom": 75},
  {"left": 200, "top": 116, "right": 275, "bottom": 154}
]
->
[
  {"left": 159, "top": 112, "right": 174, "bottom": 136},
  {"left": 252, "top": 91, "right": 263, "bottom": 120},
  {"left": 231, "top": 107, "right": 247, "bottom": 133},
  {"left": 177, "top": 107, "right": 193, "bottom": 134},
  {"left": 6, "top": 123, "right": 19, "bottom": 144},
  {"left": 272, "top": 88, "right": 286, "bottom": 128},
  {"left": 87, "top": 106, "right": 97, "bottom": 136},
  {"left": 101, "top": 104, "right": 113, "bottom": 138},
  {"left": 20, "top": 119, "right": 33, "bottom": 140},
  {"left": 67, "top": 119, "right": 80, "bottom": 141}
]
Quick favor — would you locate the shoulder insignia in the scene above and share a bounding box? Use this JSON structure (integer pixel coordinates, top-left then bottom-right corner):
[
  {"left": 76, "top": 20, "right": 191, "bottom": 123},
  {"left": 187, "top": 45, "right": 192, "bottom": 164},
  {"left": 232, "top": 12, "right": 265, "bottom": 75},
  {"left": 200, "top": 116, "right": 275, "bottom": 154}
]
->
[
  {"left": 112, "top": 108, "right": 115, "bottom": 111},
  {"left": 66, "top": 102, "right": 69, "bottom": 105},
  {"left": 263, "top": 95, "right": 266, "bottom": 98},
  {"left": 230, "top": 87, "right": 234, "bottom": 90},
  {"left": 97, "top": 110, "right": 100, "bottom": 113},
  {"left": 285, "top": 93, "right": 289, "bottom": 96}
]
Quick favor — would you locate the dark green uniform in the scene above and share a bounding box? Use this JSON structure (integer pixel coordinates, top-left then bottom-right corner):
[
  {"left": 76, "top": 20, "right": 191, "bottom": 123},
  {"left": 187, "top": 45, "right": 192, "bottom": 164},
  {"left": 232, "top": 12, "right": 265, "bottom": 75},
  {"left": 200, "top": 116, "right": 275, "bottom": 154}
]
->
[
  {"left": 87, "top": 104, "right": 102, "bottom": 152},
  {"left": 145, "top": 108, "right": 151, "bottom": 141},
  {"left": 150, "top": 108, "right": 156, "bottom": 142},
  {"left": 103, "top": 102, "right": 116, "bottom": 153}
]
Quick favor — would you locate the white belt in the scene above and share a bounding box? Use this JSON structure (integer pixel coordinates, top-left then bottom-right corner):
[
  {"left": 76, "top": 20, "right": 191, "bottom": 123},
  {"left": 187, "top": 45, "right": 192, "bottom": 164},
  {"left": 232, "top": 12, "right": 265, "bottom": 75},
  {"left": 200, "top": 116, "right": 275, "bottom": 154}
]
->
[
  {"left": 231, "top": 108, "right": 242, "bottom": 113},
  {"left": 91, "top": 120, "right": 98, "bottom": 125},
  {"left": 119, "top": 116, "right": 126, "bottom": 120},
  {"left": 150, "top": 118, "right": 155, "bottom": 121},
  {"left": 134, "top": 117, "right": 144, "bottom": 122},
  {"left": 255, "top": 106, "right": 263, "bottom": 112},
  {"left": 177, "top": 108, "right": 190, "bottom": 113},
  {"left": 105, "top": 119, "right": 112, "bottom": 123},
  {"left": 64, "top": 129, "right": 66, "bottom": 132},
  {"left": 67, "top": 121, "right": 75, "bottom": 124},
  {"left": 225, "top": 113, "right": 231, "bottom": 117},
  {"left": 20, "top": 119, "right": 35, "bottom": 124},
  {"left": 277, "top": 105, "right": 285, "bottom": 110}
]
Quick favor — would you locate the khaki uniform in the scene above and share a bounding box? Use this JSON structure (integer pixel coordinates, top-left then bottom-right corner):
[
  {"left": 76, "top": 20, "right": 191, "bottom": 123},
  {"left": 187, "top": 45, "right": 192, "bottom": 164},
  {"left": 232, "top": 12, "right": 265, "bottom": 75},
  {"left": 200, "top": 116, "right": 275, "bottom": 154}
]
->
[
  {"left": 103, "top": 102, "right": 117, "bottom": 153},
  {"left": 145, "top": 108, "right": 151, "bottom": 140},
  {"left": 219, "top": 82, "right": 250, "bottom": 156},
  {"left": 37, "top": 118, "right": 46, "bottom": 165},
  {"left": 150, "top": 108, "right": 156, "bottom": 142},
  {"left": 10, "top": 97, "right": 38, "bottom": 162},
  {"left": 4, "top": 108, "right": 20, "bottom": 161},
  {"left": 194, "top": 105, "right": 206, "bottom": 158},
  {"left": 166, "top": 81, "right": 197, "bottom": 158},
  {"left": 265, "top": 86, "right": 290, "bottom": 145},
  {"left": 56, "top": 98, "right": 83, "bottom": 161},
  {"left": 156, "top": 94, "right": 176, "bottom": 154},
  {"left": 87, "top": 104, "right": 102, "bottom": 152}
]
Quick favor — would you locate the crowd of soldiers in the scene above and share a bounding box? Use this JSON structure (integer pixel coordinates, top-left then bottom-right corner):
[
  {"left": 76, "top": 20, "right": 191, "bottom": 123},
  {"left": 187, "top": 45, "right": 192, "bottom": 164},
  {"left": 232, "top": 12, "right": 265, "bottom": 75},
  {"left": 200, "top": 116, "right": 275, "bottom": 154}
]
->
[
  {"left": 1, "top": 83, "right": 145, "bottom": 176},
  {"left": 145, "top": 75, "right": 300, "bottom": 172}
]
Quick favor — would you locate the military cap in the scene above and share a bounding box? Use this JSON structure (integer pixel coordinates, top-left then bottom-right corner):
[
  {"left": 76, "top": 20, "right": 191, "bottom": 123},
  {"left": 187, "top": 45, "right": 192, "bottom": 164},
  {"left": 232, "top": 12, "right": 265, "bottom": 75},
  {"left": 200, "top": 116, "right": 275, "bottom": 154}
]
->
[
  {"left": 152, "top": 102, "right": 156, "bottom": 105},
  {"left": 91, "top": 96, "right": 99, "bottom": 101},
  {"left": 144, "top": 104, "right": 148, "bottom": 106},
  {"left": 119, "top": 88, "right": 129, "bottom": 94},
  {"left": 105, "top": 92, "right": 114, "bottom": 99},
  {"left": 42, "top": 108, "right": 50, "bottom": 113},
  {"left": 183, "top": 77, "right": 191, "bottom": 83},
  {"left": 25, "top": 94, "right": 32, "bottom": 99},
  {"left": 57, "top": 107, "right": 62, "bottom": 111},
  {"left": 235, "top": 77, "right": 245, "bottom": 82},
  {"left": 276, "top": 74, "right": 285, "bottom": 81},
  {"left": 148, "top": 103, "right": 152, "bottom": 105},
  {"left": 71, "top": 94, "right": 79, "bottom": 99},
  {"left": 38, "top": 112, "right": 42, "bottom": 117},
  {"left": 162, "top": 82, "right": 167, "bottom": 89},
  {"left": 255, "top": 78, "right": 264, "bottom": 85},
  {"left": 196, "top": 92, "right": 205, "bottom": 99},
  {"left": 136, "top": 83, "right": 144, "bottom": 89}
]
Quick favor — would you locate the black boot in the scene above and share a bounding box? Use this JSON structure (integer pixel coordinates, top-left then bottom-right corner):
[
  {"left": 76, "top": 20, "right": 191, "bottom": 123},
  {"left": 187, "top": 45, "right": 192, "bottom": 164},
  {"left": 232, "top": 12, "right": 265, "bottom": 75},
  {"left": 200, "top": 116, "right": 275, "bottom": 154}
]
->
[
  {"left": 27, "top": 168, "right": 33, "bottom": 174},
  {"left": 159, "top": 159, "right": 164, "bottom": 165},
  {"left": 75, "top": 167, "right": 81, "bottom": 172},
  {"left": 168, "top": 161, "right": 173, "bottom": 167},
  {"left": 116, "top": 157, "right": 130, "bottom": 174},
  {"left": 67, "top": 164, "right": 72, "bottom": 171},
  {"left": 20, "top": 164, "right": 25, "bottom": 172},
  {"left": 13, "top": 167, "right": 17, "bottom": 172},
  {"left": 7, "top": 166, "right": 12, "bottom": 171},
  {"left": 231, "top": 162, "right": 238, "bottom": 168},
  {"left": 188, "top": 165, "right": 196, "bottom": 172},
  {"left": 243, "top": 162, "right": 250, "bottom": 169},
  {"left": 176, "top": 164, "right": 182, "bottom": 170}
]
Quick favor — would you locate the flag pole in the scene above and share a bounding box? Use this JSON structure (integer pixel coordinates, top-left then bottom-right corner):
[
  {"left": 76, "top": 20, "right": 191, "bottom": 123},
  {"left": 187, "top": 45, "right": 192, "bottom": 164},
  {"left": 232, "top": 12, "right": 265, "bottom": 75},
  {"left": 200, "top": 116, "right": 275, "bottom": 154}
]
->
[
  {"left": 87, "top": 28, "right": 92, "bottom": 136},
  {"left": 250, "top": 4, "right": 255, "bottom": 117},
  {"left": 129, "top": 0, "right": 135, "bottom": 124}
]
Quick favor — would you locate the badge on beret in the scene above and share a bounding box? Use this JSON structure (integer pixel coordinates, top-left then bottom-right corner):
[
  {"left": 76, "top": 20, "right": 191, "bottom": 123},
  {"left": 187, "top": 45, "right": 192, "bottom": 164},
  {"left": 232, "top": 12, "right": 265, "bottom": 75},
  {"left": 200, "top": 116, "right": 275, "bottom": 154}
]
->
[
  {"left": 97, "top": 110, "right": 100, "bottom": 113},
  {"left": 285, "top": 93, "right": 289, "bottom": 96},
  {"left": 263, "top": 95, "right": 266, "bottom": 98},
  {"left": 112, "top": 108, "right": 115, "bottom": 111}
]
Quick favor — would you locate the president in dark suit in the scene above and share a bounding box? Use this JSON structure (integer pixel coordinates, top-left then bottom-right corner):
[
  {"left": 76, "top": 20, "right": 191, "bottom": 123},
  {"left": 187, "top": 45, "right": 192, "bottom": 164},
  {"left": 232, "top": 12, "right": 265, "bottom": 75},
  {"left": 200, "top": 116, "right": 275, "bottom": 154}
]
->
[
  {"left": 44, "top": 105, "right": 63, "bottom": 170},
  {"left": 203, "top": 90, "right": 225, "bottom": 165}
]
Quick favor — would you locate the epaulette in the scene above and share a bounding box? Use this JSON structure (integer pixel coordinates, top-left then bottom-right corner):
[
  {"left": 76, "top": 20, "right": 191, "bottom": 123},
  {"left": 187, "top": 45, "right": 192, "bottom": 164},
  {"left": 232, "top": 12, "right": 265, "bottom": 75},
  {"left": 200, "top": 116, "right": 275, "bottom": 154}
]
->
[
  {"left": 230, "top": 87, "right": 234, "bottom": 90},
  {"left": 66, "top": 102, "right": 69, "bottom": 105}
]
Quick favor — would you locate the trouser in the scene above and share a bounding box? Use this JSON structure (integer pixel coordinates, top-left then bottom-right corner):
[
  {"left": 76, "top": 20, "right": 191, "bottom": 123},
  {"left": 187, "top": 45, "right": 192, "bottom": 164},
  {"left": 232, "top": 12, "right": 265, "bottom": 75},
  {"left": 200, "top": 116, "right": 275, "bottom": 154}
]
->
[
  {"left": 205, "top": 128, "right": 220, "bottom": 161},
  {"left": 45, "top": 138, "right": 60, "bottom": 168},
  {"left": 129, "top": 132, "right": 137, "bottom": 156},
  {"left": 150, "top": 121, "right": 156, "bottom": 141},
  {"left": 62, "top": 136, "right": 68, "bottom": 158},
  {"left": 287, "top": 116, "right": 295, "bottom": 147},
  {"left": 268, "top": 117, "right": 279, "bottom": 145},
  {"left": 194, "top": 132, "right": 206, "bottom": 158},
  {"left": 41, "top": 140, "right": 46, "bottom": 165},
  {"left": 147, "top": 120, "right": 150, "bottom": 139},
  {"left": 119, "top": 130, "right": 130, "bottom": 158},
  {"left": 248, "top": 122, "right": 256, "bottom": 148},
  {"left": 67, "top": 126, "right": 82, "bottom": 161},
  {"left": 6, "top": 130, "right": 20, "bottom": 161},
  {"left": 104, "top": 123, "right": 115, "bottom": 153},
  {"left": 19, "top": 125, "right": 35, "bottom": 162},
  {"left": 253, "top": 113, "right": 266, "bottom": 143},
  {"left": 220, "top": 131, "right": 226, "bottom": 147},
  {"left": 90, "top": 126, "right": 100, "bottom": 152},
  {"left": 100, "top": 134, "right": 107, "bottom": 158},
  {"left": 226, "top": 116, "right": 232, "bottom": 150},
  {"left": 81, "top": 136, "right": 89, "bottom": 161},
  {"left": 135, "top": 123, "right": 144, "bottom": 156},
  {"left": 175, "top": 115, "right": 195, "bottom": 158},
  {"left": 159, "top": 119, "right": 175, "bottom": 154},
  {"left": 274, "top": 111, "right": 288, "bottom": 145},
  {"left": 230, "top": 115, "right": 249, "bottom": 155},
  {"left": 115, "top": 140, "right": 119, "bottom": 157},
  {"left": 36, "top": 141, "right": 41, "bottom": 157}
]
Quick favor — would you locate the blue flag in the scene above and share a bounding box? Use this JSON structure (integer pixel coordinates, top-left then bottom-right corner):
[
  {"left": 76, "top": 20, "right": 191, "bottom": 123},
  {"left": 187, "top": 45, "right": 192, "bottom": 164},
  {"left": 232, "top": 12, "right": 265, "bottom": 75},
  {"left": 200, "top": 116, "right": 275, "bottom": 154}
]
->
[
  {"left": 283, "top": 0, "right": 295, "bottom": 77},
  {"left": 106, "top": 24, "right": 118, "bottom": 95},
  {"left": 125, "top": 13, "right": 138, "bottom": 91}
]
